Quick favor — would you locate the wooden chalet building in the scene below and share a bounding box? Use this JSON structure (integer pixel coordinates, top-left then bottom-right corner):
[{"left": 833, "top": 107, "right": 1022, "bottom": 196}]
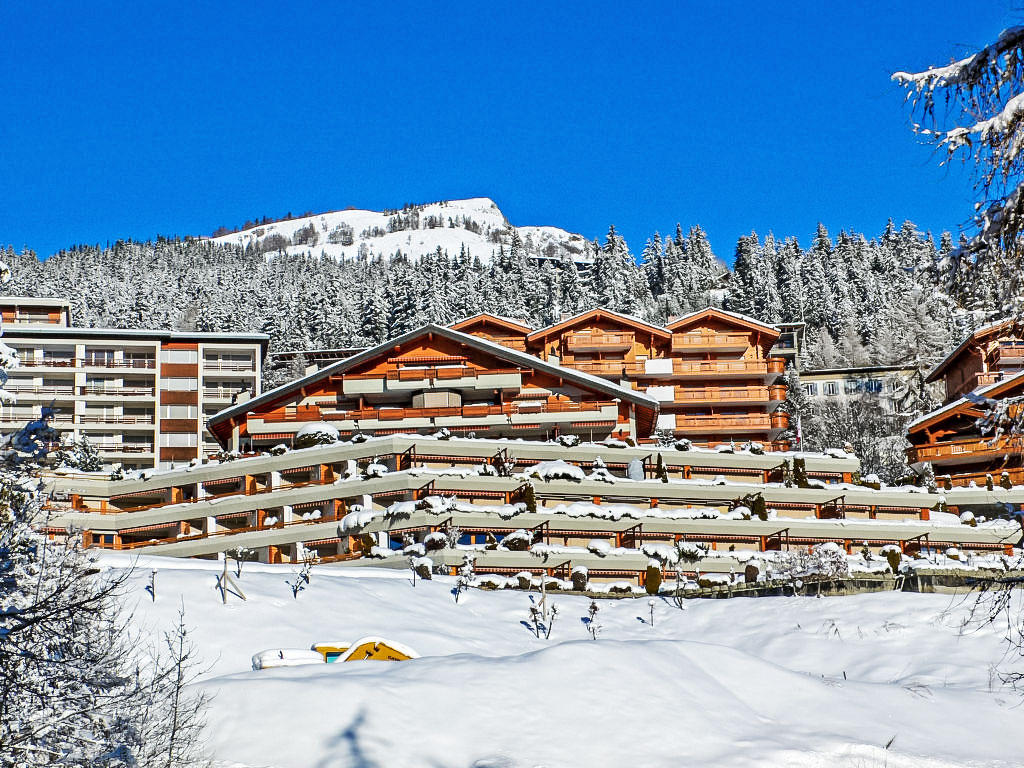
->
[
  {"left": 452, "top": 307, "right": 789, "bottom": 448},
  {"left": 908, "top": 320, "right": 1024, "bottom": 486},
  {"left": 207, "top": 324, "right": 658, "bottom": 451}
]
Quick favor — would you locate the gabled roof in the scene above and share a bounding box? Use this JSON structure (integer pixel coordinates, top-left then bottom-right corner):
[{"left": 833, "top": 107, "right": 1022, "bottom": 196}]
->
[
  {"left": 449, "top": 313, "right": 534, "bottom": 335},
  {"left": 926, "top": 318, "right": 1021, "bottom": 383},
  {"left": 665, "top": 307, "right": 779, "bottom": 337},
  {"left": 907, "top": 368, "right": 1024, "bottom": 434},
  {"left": 207, "top": 324, "right": 658, "bottom": 441},
  {"left": 526, "top": 308, "right": 671, "bottom": 342}
]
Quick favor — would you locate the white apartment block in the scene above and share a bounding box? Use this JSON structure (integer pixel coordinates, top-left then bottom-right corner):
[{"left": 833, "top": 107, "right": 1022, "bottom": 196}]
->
[{"left": 0, "top": 297, "right": 268, "bottom": 469}]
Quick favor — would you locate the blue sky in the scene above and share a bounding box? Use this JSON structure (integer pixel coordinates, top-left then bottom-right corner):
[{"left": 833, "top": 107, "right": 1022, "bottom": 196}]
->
[{"left": 0, "top": 1, "right": 1014, "bottom": 262}]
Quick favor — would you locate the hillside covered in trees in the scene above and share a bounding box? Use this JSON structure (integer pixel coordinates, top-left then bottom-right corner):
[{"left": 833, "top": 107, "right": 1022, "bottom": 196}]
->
[{"left": 2, "top": 213, "right": 990, "bottom": 376}]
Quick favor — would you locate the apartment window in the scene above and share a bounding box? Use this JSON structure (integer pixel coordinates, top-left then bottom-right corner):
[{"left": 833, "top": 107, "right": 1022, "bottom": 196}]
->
[
  {"left": 159, "top": 433, "right": 198, "bottom": 447},
  {"left": 124, "top": 351, "right": 156, "bottom": 367},
  {"left": 160, "top": 349, "right": 198, "bottom": 364},
  {"left": 84, "top": 348, "right": 115, "bottom": 366},
  {"left": 160, "top": 404, "right": 198, "bottom": 419},
  {"left": 161, "top": 377, "right": 198, "bottom": 391},
  {"left": 823, "top": 382, "right": 839, "bottom": 396},
  {"left": 803, "top": 382, "right": 818, "bottom": 396}
]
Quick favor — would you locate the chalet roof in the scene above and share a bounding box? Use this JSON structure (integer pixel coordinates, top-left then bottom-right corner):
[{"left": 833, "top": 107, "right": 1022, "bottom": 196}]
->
[
  {"left": 526, "top": 308, "right": 671, "bottom": 342},
  {"left": 207, "top": 324, "right": 658, "bottom": 434},
  {"left": 906, "top": 368, "right": 1024, "bottom": 434},
  {"left": 665, "top": 307, "right": 779, "bottom": 337},
  {"left": 926, "top": 318, "right": 1019, "bottom": 383},
  {"left": 449, "top": 313, "right": 534, "bottom": 335}
]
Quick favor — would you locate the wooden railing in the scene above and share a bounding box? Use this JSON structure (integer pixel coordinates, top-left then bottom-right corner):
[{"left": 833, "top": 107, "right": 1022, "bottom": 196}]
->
[
  {"left": 674, "top": 414, "right": 771, "bottom": 430},
  {"left": 318, "top": 400, "right": 617, "bottom": 422},
  {"left": 671, "top": 333, "right": 749, "bottom": 351},
  {"left": 908, "top": 435, "right": 1019, "bottom": 463},
  {"left": 565, "top": 332, "right": 634, "bottom": 350},
  {"left": 673, "top": 386, "right": 770, "bottom": 403}
]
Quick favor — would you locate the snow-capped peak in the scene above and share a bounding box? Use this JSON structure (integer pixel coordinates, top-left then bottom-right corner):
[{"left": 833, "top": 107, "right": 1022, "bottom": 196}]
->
[{"left": 207, "top": 197, "right": 592, "bottom": 264}]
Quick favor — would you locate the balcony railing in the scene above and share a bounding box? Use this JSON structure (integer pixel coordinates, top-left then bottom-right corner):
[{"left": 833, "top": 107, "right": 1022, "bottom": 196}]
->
[
  {"left": 671, "top": 332, "right": 749, "bottom": 352},
  {"left": 565, "top": 332, "right": 634, "bottom": 352},
  {"left": 202, "top": 361, "right": 256, "bottom": 372},
  {"left": 203, "top": 389, "right": 246, "bottom": 399},
  {"left": 673, "top": 386, "right": 770, "bottom": 403},
  {"left": 92, "top": 443, "right": 155, "bottom": 453},
  {"left": 15, "top": 358, "right": 156, "bottom": 369},
  {"left": 674, "top": 414, "right": 772, "bottom": 431},
  {"left": 78, "top": 414, "right": 155, "bottom": 424},
  {"left": 80, "top": 386, "right": 156, "bottom": 397},
  {"left": 908, "top": 435, "right": 1019, "bottom": 463},
  {"left": 5, "top": 384, "right": 76, "bottom": 396},
  {"left": 271, "top": 400, "right": 618, "bottom": 424}
]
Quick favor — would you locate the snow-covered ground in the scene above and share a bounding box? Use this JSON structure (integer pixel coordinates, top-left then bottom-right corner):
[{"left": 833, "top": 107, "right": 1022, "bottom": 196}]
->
[
  {"left": 207, "top": 197, "right": 592, "bottom": 264},
  {"left": 110, "top": 553, "right": 1023, "bottom": 768}
]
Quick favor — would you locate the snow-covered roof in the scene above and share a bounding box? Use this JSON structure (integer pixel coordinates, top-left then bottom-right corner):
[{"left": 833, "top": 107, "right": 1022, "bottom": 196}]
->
[
  {"left": 450, "top": 313, "right": 534, "bottom": 334},
  {"left": 925, "top": 317, "right": 1017, "bottom": 383},
  {"left": 527, "top": 307, "right": 670, "bottom": 341},
  {"left": 207, "top": 324, "right": 658, "bottom": 435},
  {"left": 2, "top": 325, "right": 270, "bottom": 345},
  {"left": 665, "top": 307, "right": 779, "bottom": 336},
  {"left": 907, "top": 368, "right": 1024, "bottom": 432}
]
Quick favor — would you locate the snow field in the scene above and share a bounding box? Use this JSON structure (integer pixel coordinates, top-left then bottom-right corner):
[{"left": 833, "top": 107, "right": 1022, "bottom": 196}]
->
[{"left": 107, "top": 553, "right": 1023, "bottom": 768}]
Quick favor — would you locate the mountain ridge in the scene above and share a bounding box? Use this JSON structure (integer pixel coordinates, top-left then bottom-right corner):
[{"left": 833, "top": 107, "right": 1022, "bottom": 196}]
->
[{"left": 207, "top": 196, "right": 594, "bottom": 264}]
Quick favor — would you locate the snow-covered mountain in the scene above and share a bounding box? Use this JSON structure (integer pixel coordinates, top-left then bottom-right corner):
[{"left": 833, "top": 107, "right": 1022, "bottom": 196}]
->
[{"left": 207, "top": 197, "right": 594, "bottom": 264}]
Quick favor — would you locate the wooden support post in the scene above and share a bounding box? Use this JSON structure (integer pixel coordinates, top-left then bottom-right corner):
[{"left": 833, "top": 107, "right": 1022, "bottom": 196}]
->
[
  {"left": 842, "top": 472, "right": 853, "bottom": 483},
  {"left": 244, "top": 475, "right": 257, "bottom": 495},
  {"left": 650, "top": 498, "right": 659, "bottom": 508},
  {"left": 593, "top": 496, "right": 601, "bottom": 505},
  {"left": 171, "top": 487, "right": 184, "bottom": 503},
  {"left": 919, "top": 507, "right": 930, "bottom": 521}
]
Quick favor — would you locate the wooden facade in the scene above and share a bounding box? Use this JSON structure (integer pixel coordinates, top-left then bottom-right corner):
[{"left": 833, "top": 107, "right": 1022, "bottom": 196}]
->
[
  {"left": 456, "top": 308, "right": 789, "bottom": 448},
  {"left": 207, "top": 325, "right": 658, "bottom": 449},
  {"left": 907, "top": 369, "right": 1024, "bottom": 486},
  {"left": 927, "top": 319, "right": 1024, "bottom": 404}
]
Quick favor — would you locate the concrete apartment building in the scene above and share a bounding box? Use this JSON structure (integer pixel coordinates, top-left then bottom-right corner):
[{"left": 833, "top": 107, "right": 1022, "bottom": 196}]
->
[{"left": 0, "top": 297, "right": 268, "bottom": 469}]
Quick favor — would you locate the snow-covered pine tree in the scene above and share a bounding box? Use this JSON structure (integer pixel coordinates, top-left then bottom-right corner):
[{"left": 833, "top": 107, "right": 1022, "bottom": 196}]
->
[{"left": 894, "top": 31, "right": 1024, "bottom": 313}]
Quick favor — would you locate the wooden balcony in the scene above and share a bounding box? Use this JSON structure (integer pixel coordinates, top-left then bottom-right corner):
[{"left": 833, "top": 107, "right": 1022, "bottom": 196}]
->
[
  {"left": 318, "top": 400, "right": 617, "bottom": 423},
  {"left": 994, "top": 341, "right": 1024, "bottom": 366},
  {"left": 770, "top": 412, "right": 790, "bottom": 430},
  {"left": 564, "top": 332, "right": 634, "bottom": 352},
  {"left": 564, "top": 361, "right": 635, "bottom": 378},
  {"left": 485, "top": 336, "right": 527, "bottom": 351},
  {"left": 907, "top": 435, "right": 1020, "bottom": 465},
  {"left": 667, "top": 359, "right": 781, "bottom": 379},
  {"left": 671, "top": 332, "right": 749, "bottom": 352},
  {"left": 673, "top": 386, "right": 771, "bottom": 405},
  {"left": 673, "top": 414, "right": 772, "bottom": 433}
]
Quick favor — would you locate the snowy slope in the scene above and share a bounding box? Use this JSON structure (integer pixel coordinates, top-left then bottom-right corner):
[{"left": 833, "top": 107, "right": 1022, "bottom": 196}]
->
[
  {"left": 112, "top": 554, "right": 1023, "bottom": 768},
  {"left": 207, "top": 197, "right": 594, "bottom": 264}
]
